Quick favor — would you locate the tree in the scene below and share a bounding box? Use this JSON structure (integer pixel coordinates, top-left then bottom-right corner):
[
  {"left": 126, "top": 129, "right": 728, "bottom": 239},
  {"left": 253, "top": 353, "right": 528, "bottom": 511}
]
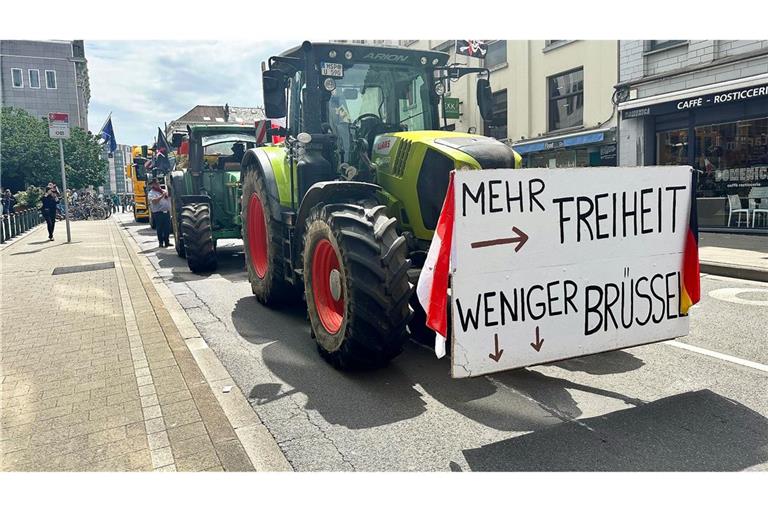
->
[{"left": 0, "top": 107, "right": 107, "bottom": 191}]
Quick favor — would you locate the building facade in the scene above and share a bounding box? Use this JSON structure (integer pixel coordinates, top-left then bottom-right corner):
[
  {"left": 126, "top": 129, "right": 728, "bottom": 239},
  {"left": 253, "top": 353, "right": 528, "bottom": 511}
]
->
[
  {"left": 400, "top": 40, "right": 619, "bottom": 168},
  {"left": 616, "top": 40, "right": 768, "bottom": 230},
  {"left": 1, "top": 40, "right": 90, "bottom": 129},
  {"left": 100, "top": 144, "right": 132, "bottom": 196}
]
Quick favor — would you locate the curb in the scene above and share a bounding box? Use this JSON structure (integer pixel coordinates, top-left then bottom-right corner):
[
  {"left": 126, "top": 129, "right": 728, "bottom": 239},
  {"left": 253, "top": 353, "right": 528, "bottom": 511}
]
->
[
  {"left": 0, "top": 223, "right": 46, "bottom": 252},
  {"left": 114, "top": 216, "right": 292, "bottom": 472},
  {"left": 701, "top": 261, "right": 768, "bottom": 283}
]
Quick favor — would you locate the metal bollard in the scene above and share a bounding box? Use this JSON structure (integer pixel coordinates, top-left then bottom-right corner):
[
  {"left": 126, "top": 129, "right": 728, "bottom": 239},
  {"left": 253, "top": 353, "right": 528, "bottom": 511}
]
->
[
  {"left": 1, "top": 216, "right": 5, "bottom": 243},
  {"left": 21, "top": 211, "right": 27, "bottom": 232}
]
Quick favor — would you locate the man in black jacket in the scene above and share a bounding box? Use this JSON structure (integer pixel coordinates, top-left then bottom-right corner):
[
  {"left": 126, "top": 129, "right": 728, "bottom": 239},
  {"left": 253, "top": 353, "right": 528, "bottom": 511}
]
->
[{"left": 41, "top": 184, "right": 60, "bottom": 241}]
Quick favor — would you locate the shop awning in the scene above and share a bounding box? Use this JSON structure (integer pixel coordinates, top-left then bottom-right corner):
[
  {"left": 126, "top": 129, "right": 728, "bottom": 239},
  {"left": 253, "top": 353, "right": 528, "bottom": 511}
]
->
[{"left": 512, "top": 129, "right": 607, "bottom": 155}]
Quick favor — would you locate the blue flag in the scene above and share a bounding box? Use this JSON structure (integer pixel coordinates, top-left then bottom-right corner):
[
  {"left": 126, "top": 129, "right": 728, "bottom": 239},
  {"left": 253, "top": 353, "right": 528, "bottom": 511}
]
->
[{"left": 100, "top": 116, "right": 117, "bottom": 154}]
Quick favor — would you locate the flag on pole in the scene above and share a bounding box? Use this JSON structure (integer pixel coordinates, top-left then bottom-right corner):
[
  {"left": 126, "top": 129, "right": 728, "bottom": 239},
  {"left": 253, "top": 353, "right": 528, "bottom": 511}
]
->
[
  {"left": 100, "top": 115, "right": 117, "bottom": 155},
  {"left": 680, "top": 170, "right": 701, "bottom": 315},
  {"left": 416, "top": 172, "right": 456, "bottom": 359},
  {"left": 156, "top": 127, "right": 170, "bottom": 152}
]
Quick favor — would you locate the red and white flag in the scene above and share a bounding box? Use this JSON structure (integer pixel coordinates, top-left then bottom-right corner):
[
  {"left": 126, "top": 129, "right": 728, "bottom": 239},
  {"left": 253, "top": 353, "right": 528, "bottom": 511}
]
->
[
  {"left": 255, "top": 120, "right": 269, "bottom": 145},
  {"left": 416, "top": 172, "right": 456, "bottom": 358}
]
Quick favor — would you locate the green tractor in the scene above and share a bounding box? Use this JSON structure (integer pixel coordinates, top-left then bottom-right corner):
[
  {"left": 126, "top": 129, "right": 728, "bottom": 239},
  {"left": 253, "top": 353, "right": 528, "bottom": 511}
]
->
[
  {"left": 169, "top": 124, "right": 259, "bottom": 272},
  {"left": 241, "top": 41, "right": 521, "bottom": 370}
]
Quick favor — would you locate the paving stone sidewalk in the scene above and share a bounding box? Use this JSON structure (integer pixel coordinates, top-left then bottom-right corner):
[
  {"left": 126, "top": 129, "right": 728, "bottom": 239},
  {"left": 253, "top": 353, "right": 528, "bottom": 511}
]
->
[{"left": 1, "top": 220, "right": 254, "bottom": 471}]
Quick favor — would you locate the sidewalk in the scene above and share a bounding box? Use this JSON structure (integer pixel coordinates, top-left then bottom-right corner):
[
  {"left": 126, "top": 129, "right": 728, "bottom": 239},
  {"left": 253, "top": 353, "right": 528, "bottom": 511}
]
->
[
  {"left": 1, "top": 219, "right": 258, "bottom": 471},
  {"left": 699, "top": 232, "right": 768, "bottom": 282}
]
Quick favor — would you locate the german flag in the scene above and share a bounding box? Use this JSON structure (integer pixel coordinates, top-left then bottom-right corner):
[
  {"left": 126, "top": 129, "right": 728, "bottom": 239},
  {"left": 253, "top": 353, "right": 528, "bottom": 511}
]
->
[{"left": 680, "top": 170, "right": 700, "bottom": 315}]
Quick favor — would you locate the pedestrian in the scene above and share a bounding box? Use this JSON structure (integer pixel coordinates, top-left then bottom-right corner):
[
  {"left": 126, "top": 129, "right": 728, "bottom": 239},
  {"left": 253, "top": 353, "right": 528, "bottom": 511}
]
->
[
  {"left": 2, "top": 189, "right": 15, "bottom": 215},
  {"left": 41, "top": 183, "right": 60, "bottom": 241},
  {"left": 111, "top": 193, "right": 120, "bottom": 213},
  {"left": 71, "top": 189, "right": 78, "bottom": 205},
  {"left": 147, "top": 178, "right": 172, "bottom": 248}
]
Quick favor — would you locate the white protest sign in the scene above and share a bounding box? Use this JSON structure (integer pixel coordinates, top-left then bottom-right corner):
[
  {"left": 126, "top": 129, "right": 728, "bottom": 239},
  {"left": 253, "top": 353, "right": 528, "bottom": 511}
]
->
[{"left": 450, "top": 166, "right": 694, "bottom": 378}]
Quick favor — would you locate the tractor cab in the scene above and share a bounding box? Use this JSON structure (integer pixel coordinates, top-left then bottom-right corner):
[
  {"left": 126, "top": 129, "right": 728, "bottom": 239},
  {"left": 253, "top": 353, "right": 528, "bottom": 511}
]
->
[
  {"left": 186, "top": 125, "right": 258, "bottom": 176},
  {"left": 262, "top": 42, "right": 500, "bottom": 189}
]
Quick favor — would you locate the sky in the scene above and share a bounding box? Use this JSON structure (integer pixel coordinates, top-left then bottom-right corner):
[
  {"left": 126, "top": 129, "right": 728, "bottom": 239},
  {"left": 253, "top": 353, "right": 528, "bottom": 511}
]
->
[{"left": 86, "top": 40, "right": 299, "bottom": 146}]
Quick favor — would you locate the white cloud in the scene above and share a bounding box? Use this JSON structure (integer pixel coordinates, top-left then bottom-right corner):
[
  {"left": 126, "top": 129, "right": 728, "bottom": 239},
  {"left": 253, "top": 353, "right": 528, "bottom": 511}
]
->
[{"left": 86, "top": 40, "right": 299, "bottom": 145}]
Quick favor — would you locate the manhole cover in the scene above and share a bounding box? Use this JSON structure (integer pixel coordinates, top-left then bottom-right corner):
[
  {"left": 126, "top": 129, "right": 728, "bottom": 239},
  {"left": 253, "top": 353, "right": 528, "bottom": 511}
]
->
[
  {"left": 52, "top": 261, "right": 115, "bottom": 275},
  {"left": 709, "top": 287, "right": 768, "bottom": 307}
]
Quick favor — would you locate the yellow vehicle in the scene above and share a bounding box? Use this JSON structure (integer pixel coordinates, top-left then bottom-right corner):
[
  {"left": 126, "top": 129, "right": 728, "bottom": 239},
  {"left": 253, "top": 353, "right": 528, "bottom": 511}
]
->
[{"left": 125, "top": 145, "right": 154, "bottom": 223}]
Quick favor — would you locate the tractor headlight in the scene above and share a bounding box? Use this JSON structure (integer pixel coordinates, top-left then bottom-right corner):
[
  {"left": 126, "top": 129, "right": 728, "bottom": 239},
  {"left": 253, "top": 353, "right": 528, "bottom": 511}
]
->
[
  {"left": 420, "top": 56, "right": 428, "bottom": 65},
  {"left": 432, "top": 58, "right": 439, "bottom": 65},
  {"left": 323, "top": 77, "right": 336, "bottom": 92},
  {"left": 328, "top": 50, "right": 337, "bottom": 58},
  {"left": 434, "top": 82, "right": 446, "bottom": 96},
  {"left": 297, "top": 132, "right": 312, "bottom": 144},
  {"left": 344, "top": 50, "right": 353, "bottom": 60}
]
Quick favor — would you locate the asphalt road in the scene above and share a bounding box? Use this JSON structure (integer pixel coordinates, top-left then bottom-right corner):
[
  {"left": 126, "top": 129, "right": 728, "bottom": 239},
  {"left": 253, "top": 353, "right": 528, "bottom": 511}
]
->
[{"left": 118, "top": 214, "right": 768, "bottom": 471}]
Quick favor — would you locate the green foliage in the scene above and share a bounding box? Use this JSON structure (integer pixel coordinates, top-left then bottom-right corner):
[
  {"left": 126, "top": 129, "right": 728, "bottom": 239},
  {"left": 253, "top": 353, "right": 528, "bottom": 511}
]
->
[
  {"left": 0, "top": 107, "right": 107, "bottom": 190},
  {"left": 12, "top": 186, "right": 44, "bottom": 210}
]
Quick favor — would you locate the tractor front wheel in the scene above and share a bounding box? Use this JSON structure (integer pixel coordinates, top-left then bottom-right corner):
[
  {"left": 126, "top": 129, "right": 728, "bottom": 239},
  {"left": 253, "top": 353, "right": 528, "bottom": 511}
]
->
[
  {"left": 181, "top": 203, "right": 217, "bottom": 273},
  {"left": 303, "top": 203, "right": 412, "bottom": 371}
]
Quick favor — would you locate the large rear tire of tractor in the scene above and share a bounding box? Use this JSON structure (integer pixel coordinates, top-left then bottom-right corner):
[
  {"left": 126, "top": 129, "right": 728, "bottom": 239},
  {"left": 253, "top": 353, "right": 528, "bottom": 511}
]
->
[
  {"left": 241, "top": 166, "right": 293, "bottom": 306},
  {"left": 181, "top": 203, "right": 217, "bottom": 273},
  {"left": 169, "top": 173, "right": 186, "bottom": 258},
  {"left": 303, "top": 203, "right": 412, "bottom": 371}
]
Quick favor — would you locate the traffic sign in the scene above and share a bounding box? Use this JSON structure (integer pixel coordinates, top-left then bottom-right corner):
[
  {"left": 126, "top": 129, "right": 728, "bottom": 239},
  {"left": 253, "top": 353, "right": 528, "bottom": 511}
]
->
[
  {"left": 449, "top": 167, "right": 696, "bottom": 378},
  {"left": 48, "top": 112, "right": 70, "bottom": 139},
  {"left": 443, "top": 97, "right": 461, "bottom": 119}
]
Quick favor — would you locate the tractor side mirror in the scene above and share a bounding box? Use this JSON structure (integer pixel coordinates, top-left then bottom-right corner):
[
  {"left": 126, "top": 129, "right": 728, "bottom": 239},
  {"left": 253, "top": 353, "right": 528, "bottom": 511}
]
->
[
  {"left": 477, "top": 78, "right": 494, "bottom": 121},
  {"left": 263, "top": 68, "right": 288, "bottom": 119}
]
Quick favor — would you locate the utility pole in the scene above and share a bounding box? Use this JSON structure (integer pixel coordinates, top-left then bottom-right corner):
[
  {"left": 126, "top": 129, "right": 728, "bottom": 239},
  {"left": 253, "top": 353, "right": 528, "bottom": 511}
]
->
[
  {"left": 49, "top": 112, "right": 72, "bottom": 243},
  {"left": 58, "top": 138, "right": 72, "bottom": 243}
]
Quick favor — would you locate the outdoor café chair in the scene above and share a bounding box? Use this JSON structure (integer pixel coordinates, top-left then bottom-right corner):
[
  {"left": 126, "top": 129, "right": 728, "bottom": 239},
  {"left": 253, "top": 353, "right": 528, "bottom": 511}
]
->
[{"left": 727, "top": 194, "right": 751, "bottom": 227}]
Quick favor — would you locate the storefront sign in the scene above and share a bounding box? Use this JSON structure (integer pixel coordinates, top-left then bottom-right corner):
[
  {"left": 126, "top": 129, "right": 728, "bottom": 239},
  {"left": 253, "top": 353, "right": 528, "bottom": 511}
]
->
[
  {"left": 450, "top": 167, "right": 694, "bottom": 378},
  {"left": 443, "top": 97, "right": 461, "bottom": 119},
  {"left": 622, "top": 83, "right": 768, "bottom": 119},
  {"left": 513, "top": 131, "right": 606, "bottom": 155}
]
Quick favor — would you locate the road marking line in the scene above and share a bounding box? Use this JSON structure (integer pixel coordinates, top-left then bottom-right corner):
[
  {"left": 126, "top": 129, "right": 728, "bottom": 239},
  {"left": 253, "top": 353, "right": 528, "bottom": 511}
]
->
[{"left": 664, "top": 340, "right": 768, "bottom": 373}]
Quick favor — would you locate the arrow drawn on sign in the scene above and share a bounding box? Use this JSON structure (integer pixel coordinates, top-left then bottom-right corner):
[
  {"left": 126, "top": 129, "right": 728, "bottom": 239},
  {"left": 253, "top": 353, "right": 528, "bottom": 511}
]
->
[
  {"left": 471, "top": 226, "right": 529, "bottom": 252},
  {"left": 489, "top": 333, "right": 504, "bottom": 362},
  {"left": 530, "top": 326, "right": 544, "bottom": 352}
]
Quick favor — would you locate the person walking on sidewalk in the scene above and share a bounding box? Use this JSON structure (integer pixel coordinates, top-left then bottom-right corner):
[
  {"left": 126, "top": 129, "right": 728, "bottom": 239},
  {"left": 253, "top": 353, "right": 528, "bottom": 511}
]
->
[
  {"left": 41, "top": 184, "right": 60, "bottom": 241},
  {"left": 147, "top": 178, "right": 172, "bottom": 248}
]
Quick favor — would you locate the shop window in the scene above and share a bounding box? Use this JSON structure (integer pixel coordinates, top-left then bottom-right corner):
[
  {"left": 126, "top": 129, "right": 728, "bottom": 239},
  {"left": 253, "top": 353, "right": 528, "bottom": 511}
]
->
[
  {"left": 11, "top": 68, "right": 23, "bottom": 88},
  {"left": 657, "top": 129, "right": 689, "bottom": 166},
  {"left": 485, "top": 41, "right": 507, "bottom": 69},
  {"left": 695, "top": 118, "right": 768, "bottom": 198},
  {"left": 548, "top": 68, "right": 583, "bottom": 132},
  {"left": 483, "top": 89, "right": 508, "bottom": 140}
]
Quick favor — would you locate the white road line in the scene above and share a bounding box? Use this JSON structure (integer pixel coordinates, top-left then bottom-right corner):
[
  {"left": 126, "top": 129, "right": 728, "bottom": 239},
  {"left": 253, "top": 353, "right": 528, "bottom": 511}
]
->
[{"left": 664, "top": 340, "right": 768, "bottom": 373}]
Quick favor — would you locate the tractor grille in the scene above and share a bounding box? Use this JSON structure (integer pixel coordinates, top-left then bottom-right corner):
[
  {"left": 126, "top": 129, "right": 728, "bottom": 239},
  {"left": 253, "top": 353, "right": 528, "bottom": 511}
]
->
[
  {"left": 416, "top": 148, "right": 454, "bottom": 231},
  {"left": 392, "top": 140, "right": 412, "bottom": 177}
]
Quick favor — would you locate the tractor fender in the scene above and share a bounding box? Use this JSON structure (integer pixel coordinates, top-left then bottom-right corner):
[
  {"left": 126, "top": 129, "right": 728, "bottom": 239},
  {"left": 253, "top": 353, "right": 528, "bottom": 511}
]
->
[
  {"left": 180, "top": 195, "right": 211, "bottom": 206},
  {"left": 242, "top": 148, "right": 282, "bottom": 221},
  {"left": 294, "top": 181, "right": 381, "bottom": 244}
]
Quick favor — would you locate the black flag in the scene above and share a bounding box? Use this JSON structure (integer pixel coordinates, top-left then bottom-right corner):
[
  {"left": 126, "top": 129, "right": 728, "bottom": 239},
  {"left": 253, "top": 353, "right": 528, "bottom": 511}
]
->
[{"left": 455, "top": 40, "right": 488, "bottom": 58}]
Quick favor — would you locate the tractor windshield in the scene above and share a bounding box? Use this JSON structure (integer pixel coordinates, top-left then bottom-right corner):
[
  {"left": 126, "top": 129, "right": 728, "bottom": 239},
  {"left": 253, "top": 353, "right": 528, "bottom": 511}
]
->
[{"left": 324, "top": 62, "right": 435, "bottom": 159}]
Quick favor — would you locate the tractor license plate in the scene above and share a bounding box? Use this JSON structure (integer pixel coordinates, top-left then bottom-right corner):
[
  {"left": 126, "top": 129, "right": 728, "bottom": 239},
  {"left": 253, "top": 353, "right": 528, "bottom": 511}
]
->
[{"left": 321, "top": 62, "right": 343, "bottom": 77}]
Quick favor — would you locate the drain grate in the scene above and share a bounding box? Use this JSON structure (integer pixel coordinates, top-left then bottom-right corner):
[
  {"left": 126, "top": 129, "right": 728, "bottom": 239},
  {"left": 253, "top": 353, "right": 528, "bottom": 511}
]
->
[{"left": 52, "top": 261, "right": 115, "bottom": 275}]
